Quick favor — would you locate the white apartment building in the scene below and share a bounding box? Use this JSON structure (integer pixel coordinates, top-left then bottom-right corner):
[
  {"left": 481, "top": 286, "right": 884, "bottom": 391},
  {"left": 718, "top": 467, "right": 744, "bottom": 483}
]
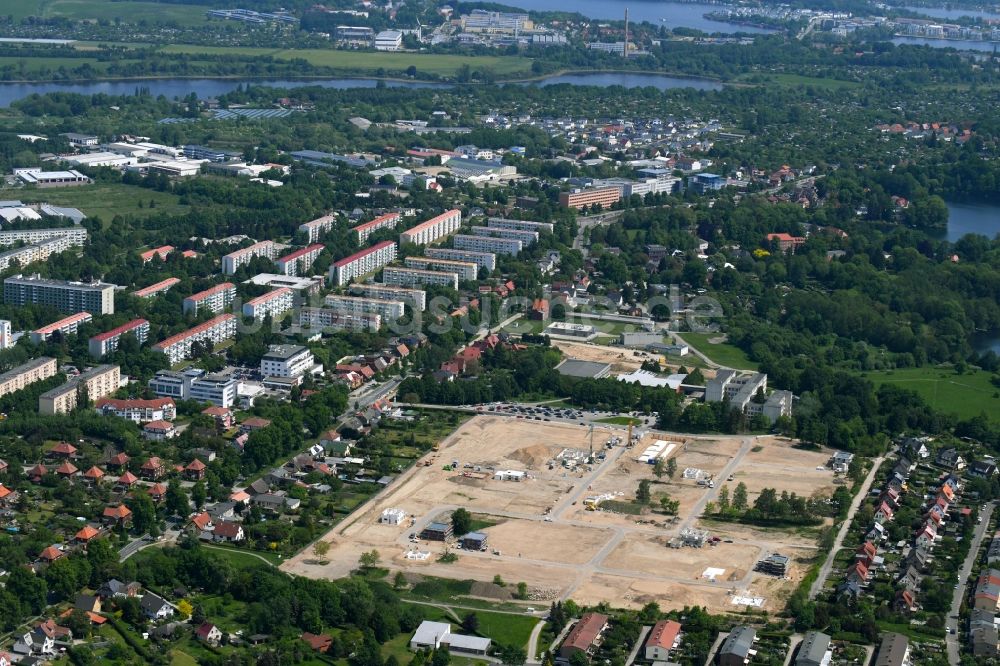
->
[
  {"left": 222, "top": 240, "right": 279, "bottom": 275},
  {"left": 0, "top": 236, "right": 85, "bottom": 272},
  {"left": 88, "top": 318, "right": 150, "bottom": 358},
  {"left": 94, "top": 397, "right": 176, "bottom": 422},
  {"left": 469, "top": 226, "right": 538, "bottom": 245},
  {"left": 0, "top": 319, "right": 11, "bottom": 349},
  {"left": 324, "top": 294, "right": 406, "bottom": 320},
  {"left": 183, "top": 282, "right": 236, "bottom": 315},
  {"left": 349, "top": 283, "right": 426, "bottom": 311},
  {"left": 352, "top": 212, "right": 402, "bottom": 244},
  {"left": 260, "top": 344, "right": 316, "bottom": 378},
  {"left": 399, "top": 209, "right": 462, "bottom": 246},
  {"left": 30, "top": 312, "right": 92, "bottom": 344},
  {"left": 299, "top": 307, "right": 381, "bottom": 332},
  {"left": 133, "top": 277, "right": 181, "bottom": 299},
  {"left": 382, "top": 266, "right": 459, "bottom": 290},
  {"left": 486, "top": 217, "right": 554, "bottom": 234},
  {"left": 298, "top": 214, "right": 337, "bottom": 242},
  {"left": 275, "top": 244, "right": 324, "bottom": 276},
  {"left": 453, "top": 234, "right": 523, "bottom": 256},
  {"left": 39, "top": 364, "right": 120, "bottom": 415},
  {"left": 330, "top": 240, "right": 397, "bottom": 286},
  {"left": 0, "top": 226, "right": 88, "bottom": 246},
  {"left": 152, "top": 314, "right": 237, "bottom": 364},
  {"left": 0, "top": 357, "right": 57, "bottom": 398},
  {"left": 404, "top": 256, "right": 478, "bottom": 281},
  {"left": 425, "top": 247, "right": 497, "bottom": 271},
  {"left": 242, "top": 288, "right": 293, "bottom": 320},
  {"left": 3, "top": 274, "right": 117, "bottom": 315}
]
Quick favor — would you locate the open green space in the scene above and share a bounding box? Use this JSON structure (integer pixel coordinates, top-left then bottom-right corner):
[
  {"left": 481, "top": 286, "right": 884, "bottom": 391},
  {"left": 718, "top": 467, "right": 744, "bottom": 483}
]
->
[
  {"left": 862, "top": 366, "right": 1000, "bottom": 421},
  {"left": 681, "top": 332, "right": 759, "bottom": 370},
  {"left": 169, "top": 651, "right": 199, "bottom": 666},
  {"left": 27, "top": 0, "right": 211, "bottom": 25},
  {"left": 16, "top": 182, "right": 189, "bottom": 223},
  {"left": 158, "top": 45, "right": 534, "bottom": 76},
  {"left": 0, "top": 56, "right": 109, "bottom": 73},
  {"left": 474, "top": 612, "right": 539, "bottom": 648},
  {"left": 201, "top": 543, "right": 284, "bottom": 567},
  {"left": 752, "top": 73, "right": 862, "bottom": 90}
]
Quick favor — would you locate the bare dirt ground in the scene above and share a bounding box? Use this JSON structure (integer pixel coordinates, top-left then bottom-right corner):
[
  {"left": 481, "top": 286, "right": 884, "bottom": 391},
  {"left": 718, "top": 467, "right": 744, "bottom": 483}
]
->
[
  {"left": 731, "top": 440, "right": 836, "bottom": 501},
  {"left": 551, "top": 340, "right": 720, "bottom": 377}
]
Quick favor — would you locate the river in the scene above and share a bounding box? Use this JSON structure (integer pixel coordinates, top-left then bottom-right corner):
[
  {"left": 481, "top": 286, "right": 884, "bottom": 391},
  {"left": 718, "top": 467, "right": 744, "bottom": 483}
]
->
[{"left": 506, "top": 0, "right": 776, "bottom": 33}]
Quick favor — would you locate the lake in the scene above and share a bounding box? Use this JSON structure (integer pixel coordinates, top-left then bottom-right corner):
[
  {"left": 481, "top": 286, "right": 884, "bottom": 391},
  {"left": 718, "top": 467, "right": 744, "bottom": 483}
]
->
[
  {"left": 901, "top": 5, "right": 1000, "bottom": 20},
  {"left": 942, "top": 201, "right": 1000, "bottom": 242},
  {"left": 507, "top": 0, "right": 776, "bottom": 33},
  {"left": 892, "top": 36, "right": 999, "bottom": 51},
  {"left": 527, "top": 71, "right": 723, "bottom": 90}
]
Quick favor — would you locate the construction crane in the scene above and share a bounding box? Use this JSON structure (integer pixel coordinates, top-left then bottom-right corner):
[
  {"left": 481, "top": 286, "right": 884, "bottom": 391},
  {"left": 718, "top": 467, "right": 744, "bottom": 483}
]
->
[{"left": 588, "top": 424, "right": 594, "bottom": 458}]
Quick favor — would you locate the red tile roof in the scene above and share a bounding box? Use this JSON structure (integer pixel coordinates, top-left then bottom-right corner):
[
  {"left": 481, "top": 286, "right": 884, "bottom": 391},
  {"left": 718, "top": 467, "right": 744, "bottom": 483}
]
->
[
  {"left": 563, "top": 613, "right": 608, "bottom": 653},
  {"left": 645, "top": 620, "right": 681, "bottom": 650},
  {"left": 333, "top": 240, "right": 396, "bottom": 268},
  {"left": 91, "top": 319, "right": 149, "bottom": 343}
]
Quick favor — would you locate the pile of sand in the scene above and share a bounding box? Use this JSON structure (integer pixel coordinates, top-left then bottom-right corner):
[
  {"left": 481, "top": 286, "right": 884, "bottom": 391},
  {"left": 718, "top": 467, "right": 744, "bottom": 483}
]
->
[
  {"left": 509, "top": 444, "right": 552, "bottom": 468},
  {"left": 469, "top": 581, "right": 514, "bottom": 601}
]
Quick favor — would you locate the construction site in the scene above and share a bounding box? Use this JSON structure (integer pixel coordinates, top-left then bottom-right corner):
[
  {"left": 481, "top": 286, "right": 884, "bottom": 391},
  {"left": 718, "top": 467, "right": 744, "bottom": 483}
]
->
[{"left": 282, "top": 415, "right": 839, "bottom": 613}]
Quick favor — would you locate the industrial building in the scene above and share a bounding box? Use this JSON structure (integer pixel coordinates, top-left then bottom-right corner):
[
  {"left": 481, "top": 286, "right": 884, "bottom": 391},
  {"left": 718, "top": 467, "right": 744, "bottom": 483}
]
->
[
  {"left": 374, "top": 29, "right": 403, "bottom": 50},
  {"left": 245, "top": 273, "right": 324, "bottom": 296},
  {"left": 446, "top": 158, "right": 516, "bottom": 180},
  {"left": 88, "top": 318, "right": 150, "bottom": 358},
  {"left": 275, "top": 244, "right": 324, "bottom": 276},
  {"left": 151, "top": 314, "right": 237, "bottom": 364},
  {"left": 331, "top": 240, "right": 398, "bottom": 286},
  {"left": 4, "top": 274, "right": 116, "bottom": 314},
  {"left": 349, "top": 283, "right": 426, "bottom": 311},
  {"left": 183, "top": 282, "right": 236, "bottom": 315},
  {"left": 452, "top": 234, "right": 522, "bottom": 256},
  {"left": 404, "top": 256, "right": 478, "bottom": 281},
  {"left": 399, "top": 209, "right": 462, "bottom": 246},
  {"left": 14, "top": 168, "right": 90, "bottom": 188},
  {"left": 352, "top": 212, "right": 401, "bottom": 244},
  {"left": 39, "top": 364, "right": 120, "bottom": 415},
  {"left": 30, "top": 312, "right": 92, "bottom": 344},
  {"left": 383, "top": 266, "right": 459, "bottom": 290},
  {"left": 242, "top": 288, "right": 294, "bottom": 320},
  {"left": 425, "top": 246, "right": 496, "bottom": 271},
  {"left": 222, "top": 240, "right": 280, "bottom": 275}
]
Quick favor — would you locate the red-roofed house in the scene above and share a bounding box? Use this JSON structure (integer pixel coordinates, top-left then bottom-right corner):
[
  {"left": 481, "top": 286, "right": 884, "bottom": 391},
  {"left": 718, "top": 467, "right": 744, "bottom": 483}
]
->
[
  {"left": 116, "top": 470, "right": 139, "bottom": 490},
  {"left": 196, "top": 622, "right": 223, "bottom": 646},
  {"left": 874, "top": 501, "right": 894, "bottom": 524},
  {"left": 301, "top": 632, "right": 333, "bottom": 652},
  {"left": 39, "top": 546, "right": 64, "bottom": 563},
  {"left": 140, "top": 457, "right": 166, "bottom": 480},
  {"left": 55, "top": 461, "right": 78, "bottom": 478},
  {"left": 95, "top": 396, "right": 174, "bottom": 423},
  {"left": 0, "top": 484, "right": 17, "bottom": 507},
  {"left": 644, "top": 620, "right": 681, "bottom": 661},
  {"left": 107, "top": 452, "right": 130, "bottom": 471},
  {"left": 185, "top": 459, "right": 207, "bottom": 480},
  {"left": 50, "top": 441, "right": 77, "bottom": 458},
  {"left": 83, "top": 466, "right": 105, "bottom": 485},
  {"left": 190, "top": 512, "right": 213, "bottom": 531},
  {"left": 212, "top": 521, "right": 245, "bottom": 543},
  {"left": 75, "top": 525, "right": 101, "bottom": 543},
  {"left": 766, "top": 233, "right": 806, "bottom": 253},
  {"left": 148, "top": 483, "right": 168, "bottom": 502},
  {"left": 202, "top": 406, "right": 233, "bottom": 429},
  {"left": 103, "top": 504, "right": 132, "bottom": 527},
  {"left": 560, "top": 613, "right": 609, "bottom": 660},
  {"left": 143, "top": 420, "right": 177, "bottom": 441}
]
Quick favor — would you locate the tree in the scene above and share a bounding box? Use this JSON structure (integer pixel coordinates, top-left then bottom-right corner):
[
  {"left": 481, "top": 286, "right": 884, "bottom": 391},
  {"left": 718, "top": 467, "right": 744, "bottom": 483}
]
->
[
  {"left": 666, "top": 457, "right": 677, "bottom": 479},
  {"left": 191, "top": 480, "right": 207, "bottom": 509},
  {"left": 451, "top": 508, "right": 472, "bottom": 536},
  {"left": 461, "top": 612, "right": 479, "bottom": 634},
  {"left": 636, "top": 479, "right": 651, "bottom": 504},
  {"left": 733, "top": 482, "right": 749, "bottom": 512},
  {"left": 165, "top": 479, "right": 189, "bottom": 517},
  {"left": 717, "top": 485, "right": 730, "bottom": 512},
  {"left": 177, "top": 599, "right": 194, "bottom": 618},
  {"left": 393, "top": 571, "right": 407, "bottom": 590},
  {"left": 659, "top": 495, "right": 679, "bottom": 515},
  {"left": 516, "top": 581, "right": 528, "bottom": 599},
  {"left": 652, "top": 458, "right": 666, "bottom": 480},
  {"left": 498, "top": 644, "right": 527, "bottom": 666},
  {"left": 313, "top": 540, "right": 331, "bottom": 560},
  {"left": 359, "top": 550, "right": 381, "bottom": 569},
  {"left": 127, "top": 493, "right": 157, "bottom": 534}
]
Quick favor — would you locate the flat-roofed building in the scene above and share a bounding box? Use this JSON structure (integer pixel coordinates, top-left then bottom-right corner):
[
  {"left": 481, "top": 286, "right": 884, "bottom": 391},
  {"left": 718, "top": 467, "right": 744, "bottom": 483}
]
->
[
  {"left": 559, "top": 187, "right": 621, "bottom": 210},
  {"left": 0, "top": 319, "right": 10, "bottom": 349},
  {"left": 486, "top": 217, "right": 554, "bottom": 234},
  {"left": 88, "top": 318, "right": 149, "bottom": 357},
  {"left": 133, "top": 277, "right": 181, "bottom": 299},
  {"left": 298, "top": 214, "right": 337, "bottom": 242},
  {"left": 14, "top": 167, "right": 90, "bottom": 188},
  {"left": 374, "top": 29, "right": 403, "bottom": 51},
  {"left": 425, "top": 247, "right": 496, "bottom": 271},
  {"left": 152, "top": 314, "right": 236, "bottom": 365},
  {"left": 299, "top": 307, "right": 381, "bottom": 332},
  {"left": 349, "top": 283, "right": 426, "bottom": 311},
  {"left": 245, "top": 273, "right": 324, "bottom": 296},
  {"left": 30, "top": 312, "right": 92, "bottom": 344},
  {"left": 331, "top": 240, "right": 397, "bottom": 286},
  {"left": 0, "top": 226, "right": 88, "bottom": 247},
  {"left": 325, "top": 294, "right": 405, "bottom": 320},
  {"left": 469, "top": 226, "right": 538, "bottom": 245},
  {"left": 260, "top": 344, "right": 315, "bottom": 378},
  {"left": 276, "top": 244, "right": 324, "bottom": 276},
  {"left": 242, "top": 288, "right": 293, "bottom": 320},
  {"left": 404, "top": 256, "right": 478, "bottom": 281},
  {"left": 453, "top": 234, "right": 522, "bottom": 256},
  {"left": 4, "top": 274, "right": 116, "bottom": 314},
  {"left": 352, "top": 212, "right": 401, "bottom": 244},
  {"left": 222, "top": 240, "right": 279, "bottom": 275},
  {"left": 399, "top": 209, "right": 462, "bottom": 246},
  {"left": 0, "top": 357, "right": 58, "bottom": 398},
  {"left": 188, "top": 372, "right": 239, "bottom": 407},
  {"left": 383, "top": 266, "right": 459, "bottom": 290},
  {"left": 183, "top": 282, "right": 236, "bottom": 315},
  {"left": 39, "top": 364, "right": 120, "bottom": 415}
]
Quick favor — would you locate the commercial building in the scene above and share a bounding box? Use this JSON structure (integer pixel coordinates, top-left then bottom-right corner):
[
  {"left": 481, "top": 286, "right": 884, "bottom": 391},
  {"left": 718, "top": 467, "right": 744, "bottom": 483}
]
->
[
  {"left": 383, "top": 266, "right": 459, "bottom": 290},
  {"left": 486, "top": 217, "right": 554, "bottom": 234},
  {"left": 298, "top": 214, "right": 337, "bottom": 242},
  {"left": 88, "top": 318, "right": 150, "bottom": 358},
  {"left": 0, "top": 236, "right": 85, "bottom": 272},
  {"left": 559, "top": 187, "right": 621, "bottom": 210},
  {"left": 14, "top": 168, "right": 90, "bottom": 188},
  {"left": 4, "top": 274, "right": 117, "bottom": 315},
  {"left": 399, "top": 209, "right": 462, "bottom": 246},
  {"left": 95, "top": 397, "right": 176, "bottom": 423},
  {"left": 183, "top": 282, "right": 236, "bottom": 316},
  {"left": 39, "top": 364, "right": 120, "bottom": 415},
  {"left": 352, "top": 212, "right": 402, "bottom": 244},
  {"left": 182, "top": 145, "right": 242, "bottom": 162},
  {"left": 276, "top": 244, "right": 324, "bottom": 276},
  {"left": 718, "top": 626, "right": 756, "bottom": 666},
  {"left": 222, "top": 240, "right": 280, "bottom": 275},
  {"left": 409, "top": 621, "right": 491, "bottom": 655},
  {"left": 335, "top": 25, "right": 374, "bottom": 45},
  {"left": 30, "top": 312, "right": 93, "bottom": 344},
  {"left": 446, "top": 159, "right": 516, "bottom": 180},
  {"left": 349, "top": 283, "right": 426, "bottom": 311},
  {"left": 61, "top": 132, "right": 98, "bottom": 147},
  {"left": 644, "top": 620, "right": 681, "bottom": 662},
  {"left": 242, "top": 288, "right": 293, "bottom": 320},
  {"left": 245, "top": 273, "right": 324, "bottom": 296},
  {"left": 544, "top": 322, "right": 597, "bottom": 340},
  {"left": 0, "top": 357, "right": 58, "bottom": 398},
  {"left": 134, "top": 277, "right": 181, "bottom": 299},
  {"left": 425, "top": 247, "right": 496, "bottom": 271},
  {"left": 152, "top": 314, "right": 237, "bottom": 364},
  {"left": 462, "top": 9, "right": 532, "bottom": 34},
  {"left": 374, "top": 29, "right": 403, "bottom": 50},
  {"left": 148, "top": 369, "right": 238, "bottom": 407},
  {"left": 470, "top": 226, "right": 539, "bottom": 246},
  {"left": 559, "top": 613, "right": 609, "bottom": 660},
  {"left": 0, "top": 226, "right": 88, "bottom": 247},
  {"left": 330, "top": 240, "right": 397, "bottom": 286},
  {"left": 452, "top": 234, "right": 522, "bottom": 256},
  {"left": 325, "top": 295, "right": 406, "bottom": 320},
  {"left": 404, "top": 256, "right": 478, "bottom": 281},
  {"left": 65, "top": 152, "right": 137, "bottom": 169},
  {"left": 260, "top": 345, "right": 316, "bottom": 378},
  {"left": 299, "top": 307, "right": 381, "bottom": 332},
  {"left": 795, "top": 631, "right": 832, "bottom": 666},
  {"left": 706, "top": 370, "right": 792, "bottom": 423},
  {"left": 689, "top": 173, "right": 726, "bottom": 194}
]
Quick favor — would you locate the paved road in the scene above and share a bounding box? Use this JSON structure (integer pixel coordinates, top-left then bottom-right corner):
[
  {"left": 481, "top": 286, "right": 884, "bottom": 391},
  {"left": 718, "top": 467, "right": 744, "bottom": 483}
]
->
[
  {"left": 626, "top": 625, "right": 651, "bottom": 666},
  {"left": 667, "top": 331, "right": 722, "bottom": 369},
  {"left": 947, "top": 500, "right": 996, "bottom": 665},
  {"left": 808, "top": 456, "right": 885, "bottom": 599},
  {"left": 118, "top": 534, "right": 151, "bottom": 562}
]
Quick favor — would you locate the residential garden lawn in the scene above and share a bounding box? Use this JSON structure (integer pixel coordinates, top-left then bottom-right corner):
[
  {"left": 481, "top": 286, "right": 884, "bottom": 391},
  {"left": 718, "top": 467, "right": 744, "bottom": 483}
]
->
[
  {"left": 861, "top": 366, "right": 1000, "bottom": 421},
  {"left": 17, "top": 182, "right": 188, "bottom": 224},
  {"left": 158, "top": 45, "right": 533, "bottom": 76},
  {"left": 39, "top": 0, "right": 211, "bottom": 25},
  {"left": 169, "top": 650, "right": 200, "bottom": 666},
  {"left": 681, "top": 332, "right": 759, "bottom": 370},
  {"left": 473, "top": 612, "right": 539, "bottom": 648}
]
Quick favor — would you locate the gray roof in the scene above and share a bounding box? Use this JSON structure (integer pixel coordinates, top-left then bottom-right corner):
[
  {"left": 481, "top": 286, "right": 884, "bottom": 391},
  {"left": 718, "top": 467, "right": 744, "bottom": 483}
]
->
[
  {"left": 795, "top": 631, "right": 830, "bottom": 666},
  {"left": 554, "top": 359, "right": 612, "bottom": 379},
  {"left": 874, "top": 632, "right": 909, "bottom": 666},
  {"left": 720, "top": 626, "right": 755, "bottom": 658},
  {"left": 262, "top": 344, "right": 308, "bottom": 361}
]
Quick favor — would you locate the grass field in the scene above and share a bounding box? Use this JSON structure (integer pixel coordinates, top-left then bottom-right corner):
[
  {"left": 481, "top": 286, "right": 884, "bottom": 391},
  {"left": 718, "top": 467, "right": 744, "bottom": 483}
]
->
[
  {"left": 169, "top": 651, "right": 199, "bottom": 666},
  {"left": 862, "top": 366, "right": 1000, "bottom": 421},
  {"left": 16, "top": 182, "right": 188, "bottom": 223},
  {"left": 202, "top": 543, "right": 284, "bottom": 567},
  {"left": 681, "top": 332, "right": 759, "bottom": 370},
  {"left": 757, "top": 73, "right": 861, "bottom": 89},
  {"left": 159, "top": 45, "right": 533, "bottom": 76},
  {"left": 22, "top": 0, "right": 211, "bottom": 25},
  {"left": 0, "top": 56, "right": 108, "bottom": 73}
]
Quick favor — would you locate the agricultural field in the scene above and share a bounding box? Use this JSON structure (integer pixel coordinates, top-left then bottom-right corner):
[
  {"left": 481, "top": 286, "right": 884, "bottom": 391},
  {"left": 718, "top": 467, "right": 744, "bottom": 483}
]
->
[
  {"left": 23, "top": 0, "right": 211, "bottom": 25},
  {"left": 861, "top": 366, "right": 1000, "bottom": 421}
]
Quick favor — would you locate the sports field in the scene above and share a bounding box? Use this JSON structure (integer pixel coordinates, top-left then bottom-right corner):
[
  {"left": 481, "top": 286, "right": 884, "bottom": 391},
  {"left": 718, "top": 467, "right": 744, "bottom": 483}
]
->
[{"left": 863, "top": 366, "right": 1000, "bottom": 421}]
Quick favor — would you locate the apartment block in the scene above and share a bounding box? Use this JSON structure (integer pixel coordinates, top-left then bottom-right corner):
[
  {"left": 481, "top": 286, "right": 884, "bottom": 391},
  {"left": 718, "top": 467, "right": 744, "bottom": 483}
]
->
[
  {"left": 133, "top": 277, "right": 180, "bottom": 299},
  {"left": 349, "top": 283, "right": 426, "bottom": 311},
  {"left": 399, "top": 209, "right": 462, "bottom": 246},
  {"left": 95, "top": 397, "right": 176, "bottom": 423},
  {"left": 352, "top": 212, "right": 402, "bottom": 244},
  {"left": 275, "top": 244, "right": 324, "bottom": 276},
  {"left": 0, "top": 357, "right": 58, "bottom": 398},
  {"left": 453, "top": 234, "right": 523, "bottom": 256},
  {"left": 183, "top": 282, "right": 236, "bottom": 315},
  {"left": 404, "top": 256, "right": 478, "bottom": 281},
  {"left": 39, "top": 364, "right": 120, "bottom": 415},
  {"left": 0, "top": 236, "right": 87, "bottom": 272},
  {"left": 298, "top": 214, "right": 337, "bottom": 242},
  {"left": 4, "top": 274, "right": 116, "bottom": 315},
  {"left": 330, "top": 240, "right": 397, "bottom": 286},
  {"left": 88, "top": 318, "right": 150, "bottom": 358},
  {"left": 324, "top": 294, "right": 405, "bottom": 320},
  {"left": 425, "top": 247, "right": 497, "bottom": 271},
  {"left": 152, "top": 314, "right": 237, "bottom": 365},
  {"left": 242, "top": 288, "right": 293, "bottom": 320},
  {"left": 486, "top": 217, "right": 554, "bottom": 234},
  {"left": 0, "top": 226, "right": 88, "bottom": 246},
  {"left": 383, "top": 266, "right": 459, "bottom": 290},
  {"left": 558, "top": 187, "right": 621, "bottom": 210},
  {"left": 469, "top": 226, "right": 539, "bottom": 245},
  {"left": 0, "top": 319, "right": 10, "bottom": 349},
  {"left": 30, "top": 312, "right": 93, "bottom": 344},
  {"left": 299, "top": 307, "right": 381, "bottom": 332},
  {"left": 222, "top": 240, "right": 279, "bottom": 275},
  {"left": 260, "top": 344, "right": 316, "bottom": 378}
]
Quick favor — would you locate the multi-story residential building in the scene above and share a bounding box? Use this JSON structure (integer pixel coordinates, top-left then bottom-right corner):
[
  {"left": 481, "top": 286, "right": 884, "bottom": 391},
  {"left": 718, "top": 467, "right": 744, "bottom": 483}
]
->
[
  {"left": 39, "top": 364, "right": 120, "bottom": 415},
  {"left": 0, "top": 226, "right": 88, "bottom": 246},
  {"left": 298, "top": 214, "right": 337, "bottom": 242},
  {"left": 352, "top": 212, "right": 402, "bottom": 244},
  {"left": 324, "top": 295, "right": 405, "bottom": 320},
  {"left": 183, "top": 283, "right": 236, "bottom": 316},
  {"left": 0, "top": 320, "right": 11, "bottom": 349},
  {"left": 558, "top": 187, "right": 622, "bottom": 210},
  {"left": 404, "top": 256, "right": 478, "bottom": 282},
  {"left": 383, "top": 266, "right": 459, "bottom": 290},
  {"left": 0, "top": 236, "right": 87, "bottom": 272},
  {"left": 486, "top": 217, "right": 554, "bottom": 234},
  {"left": 399, "top": 209, "right": 462, "bottom": 246},
  {"left": 0, "top": 357, "right": 58, "bottom": 398},
  {"left": 4, "top": 274, "right": 116, "bottom": 315},
  {"left": 94, "top": 397, "right": 176, "bottom": 423},
  {"left": 30, "top": 312, "right": 93, "bottom": 344},
  {"left": 133, "top": 277, "right": 181, "bottom": 299},
  {"left": 452, "top": 234, "right": 523, "bottom": 256},
  {"left": 349, "top": 283, "right": 426, "bottom": 311},
  {"left": 330, "top": 240, "right": 397, "bottom": 286},
  {"left": 245, "top": 273, "right": 324, "bottom": 296},
  {"left": 260, "top": 345, "right": 316, "bottom": 378},
  {"left": 88, "top": 318, "right": 150, "bottom": 358},
  {"left": 242, "top": 288, "right": 293, "bottom": 320},
  {"left": 152, "top": 314, "right": 237, "bottom": 364},
  {"left": 469, "top": 226, "right": 539, "bottom": 245},
  {"left": 425, "top": 247, "right": 497, "bottom": 271},
  {"left": 275, "top": 244, "right": 324, "bottom": 276},
  {"left": 140, "top": 245, "right": 174, "bottom": 263},
  {"left": 299, "top": 307, "right": 381, "bottom": 332},
  {"left": 222, "top": 240, "right": 279, "bottom": 275}
]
